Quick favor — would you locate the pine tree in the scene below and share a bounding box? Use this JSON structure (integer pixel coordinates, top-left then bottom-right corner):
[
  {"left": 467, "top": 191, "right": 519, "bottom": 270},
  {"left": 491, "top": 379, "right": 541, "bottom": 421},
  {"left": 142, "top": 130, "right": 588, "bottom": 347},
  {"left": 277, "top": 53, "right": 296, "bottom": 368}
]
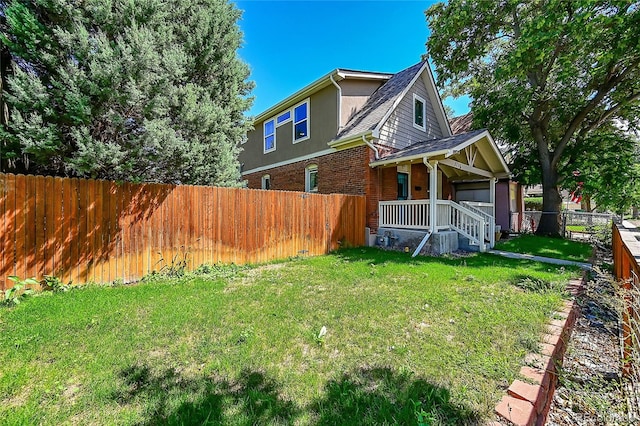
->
[{"left": 0, "top": 0, "right": 253, "bottom": 186}]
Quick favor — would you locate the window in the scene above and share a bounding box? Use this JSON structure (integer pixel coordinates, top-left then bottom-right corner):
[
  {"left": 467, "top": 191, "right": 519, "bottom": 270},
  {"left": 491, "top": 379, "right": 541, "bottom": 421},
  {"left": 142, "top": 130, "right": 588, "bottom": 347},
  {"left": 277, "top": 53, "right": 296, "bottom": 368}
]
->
[
  {"left": 397, "top": 172, "right": 409, "bottom": 200},
  {"left": 413, "top": 94, "right": 426, "bottom": 131},
  {"left": 293, "top": 100, "right": 309, "bottom": 142},
  {"left": 305, "top": 164, "right": 318, "bottom": 192},
  {"left": 261, "top": 174, "right": 271, "bottom": 190},
  {"left": 264, "top": 119, "right": 275, "bottom": 153},
  {"left": 276, "top": 111, "right": 291, "bottom": 125}
]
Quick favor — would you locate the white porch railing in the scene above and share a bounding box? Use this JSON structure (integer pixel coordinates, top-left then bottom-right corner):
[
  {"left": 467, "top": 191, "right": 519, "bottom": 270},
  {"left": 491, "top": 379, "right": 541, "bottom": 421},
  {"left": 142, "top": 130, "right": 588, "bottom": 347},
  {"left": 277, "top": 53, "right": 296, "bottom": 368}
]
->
[
  {"left": 378, "top": 200, "right": 489, "bottom": 251},
  {"left": 378, "top": 200, "right": 430, "bottom": 230},
  {"left": 460, "top": 201, "right": 493, "bottom": 217},
  {"left": 460, "top": 201, "right": 495, "bottom": 248}
]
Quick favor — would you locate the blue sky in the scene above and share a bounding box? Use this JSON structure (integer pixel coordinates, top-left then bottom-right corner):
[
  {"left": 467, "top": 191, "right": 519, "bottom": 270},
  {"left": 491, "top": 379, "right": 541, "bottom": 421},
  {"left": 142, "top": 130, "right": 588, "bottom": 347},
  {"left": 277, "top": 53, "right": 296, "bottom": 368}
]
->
[{"left": 235, "top": 0, "right": 471, "bottom": 118}]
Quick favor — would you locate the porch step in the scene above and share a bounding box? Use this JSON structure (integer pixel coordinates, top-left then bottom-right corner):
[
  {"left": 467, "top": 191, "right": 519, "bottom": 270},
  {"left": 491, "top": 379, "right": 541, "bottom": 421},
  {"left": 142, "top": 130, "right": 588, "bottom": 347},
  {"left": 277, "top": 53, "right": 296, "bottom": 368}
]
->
[{"left": 458, "top": 235, "right": 481, "bottom": 252}]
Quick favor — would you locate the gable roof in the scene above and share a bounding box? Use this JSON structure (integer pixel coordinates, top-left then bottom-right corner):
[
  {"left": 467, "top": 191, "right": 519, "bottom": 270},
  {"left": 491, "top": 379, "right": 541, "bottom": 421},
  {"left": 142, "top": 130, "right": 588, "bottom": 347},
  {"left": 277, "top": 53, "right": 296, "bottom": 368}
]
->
[
  {"left": 369, "top": 129, "right": 511, "bottom": 178},
  {"left": 374, "top": 129, "right": 488, "bottom": 164},
  {"left": 330, "top": 60, "right": 453, "bottom": 147},
  {"left": 333, "top": 62, "right": 426, "bottom": 140}
]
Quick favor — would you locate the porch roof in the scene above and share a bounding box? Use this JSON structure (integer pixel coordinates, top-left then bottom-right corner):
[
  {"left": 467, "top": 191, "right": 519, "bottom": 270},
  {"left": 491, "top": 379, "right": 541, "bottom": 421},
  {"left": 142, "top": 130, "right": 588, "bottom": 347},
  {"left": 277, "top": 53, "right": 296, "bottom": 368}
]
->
[{"left": 369, "top": 129, "right": 511, "bottom": 179}]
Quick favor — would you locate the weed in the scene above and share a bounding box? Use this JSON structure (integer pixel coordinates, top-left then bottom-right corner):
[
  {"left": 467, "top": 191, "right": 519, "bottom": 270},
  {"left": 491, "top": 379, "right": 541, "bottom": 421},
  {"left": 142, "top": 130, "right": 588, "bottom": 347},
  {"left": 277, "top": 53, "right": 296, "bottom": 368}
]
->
[
  {"left": 513, "top": 276, "right": 565, "bottom": 293},
  {"left": 2, "top": 276, "right": 38, "bottom": 307},
  {"left": 413, "top": 399, "right": 436, "bottom": 425},
  {"left": 41, "top": 275, "right": 70, "bottom": 292},
  {"left": 194, "top": 262, "right": 249, "bottom": 279},
  {"left": 153, "top": 248, "right": 190, "bottom": 278}
]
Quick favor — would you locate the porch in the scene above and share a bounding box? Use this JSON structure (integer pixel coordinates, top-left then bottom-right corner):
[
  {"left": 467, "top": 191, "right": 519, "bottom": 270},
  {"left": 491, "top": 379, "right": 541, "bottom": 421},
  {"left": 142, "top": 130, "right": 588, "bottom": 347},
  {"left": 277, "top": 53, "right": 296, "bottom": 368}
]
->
[
  {"left": 378, "top": 199, "right": 497, "bottom": 251},
  {"left": 369, "top": 129, "right": 510, "bottom": 254}
]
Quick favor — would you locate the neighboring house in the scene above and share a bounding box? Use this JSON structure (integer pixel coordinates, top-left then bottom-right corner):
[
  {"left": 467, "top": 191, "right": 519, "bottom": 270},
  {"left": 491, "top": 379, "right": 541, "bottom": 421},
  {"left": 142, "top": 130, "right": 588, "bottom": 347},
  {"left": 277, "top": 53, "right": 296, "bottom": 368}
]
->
[{"left": 240, "top": 61, "right": 515, "bottom": 251}]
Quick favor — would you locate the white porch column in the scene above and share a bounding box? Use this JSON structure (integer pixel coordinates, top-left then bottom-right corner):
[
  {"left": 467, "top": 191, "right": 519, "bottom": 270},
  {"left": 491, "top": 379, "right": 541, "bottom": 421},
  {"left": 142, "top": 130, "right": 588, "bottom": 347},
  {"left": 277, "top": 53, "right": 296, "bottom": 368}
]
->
[
  {"left": 489, "top": 177, "right": 496, "bottom": 219},
  {"left": 489, "top": 177, "right": 496, "bottom": 248},
  {"left": 429, "top": 160, "right": 438, "bottom": 233}
]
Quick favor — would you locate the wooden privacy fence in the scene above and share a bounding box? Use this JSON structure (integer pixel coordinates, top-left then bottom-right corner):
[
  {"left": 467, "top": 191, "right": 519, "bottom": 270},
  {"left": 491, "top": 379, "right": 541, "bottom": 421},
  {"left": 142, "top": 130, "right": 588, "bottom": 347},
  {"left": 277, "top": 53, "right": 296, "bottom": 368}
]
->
[
  {"left": 0, "top": 173, "right": 366, "bottom": 290},
  {"left": 612, "top": 223, "right": 640, "bottom": 395}
]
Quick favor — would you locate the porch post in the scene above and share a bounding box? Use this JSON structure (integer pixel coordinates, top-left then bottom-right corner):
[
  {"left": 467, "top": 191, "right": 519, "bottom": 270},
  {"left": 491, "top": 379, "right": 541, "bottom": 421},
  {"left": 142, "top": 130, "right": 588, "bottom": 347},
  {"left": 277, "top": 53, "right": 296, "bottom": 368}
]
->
[
  {"left": 489, "top": 177, "right": 496, "bottom": 247},
  {"left": 489, "top": 177, "right": 496, "bottom": 219},
  {"left": 429, "top": 160, "right": 439, "bottom": 233}
]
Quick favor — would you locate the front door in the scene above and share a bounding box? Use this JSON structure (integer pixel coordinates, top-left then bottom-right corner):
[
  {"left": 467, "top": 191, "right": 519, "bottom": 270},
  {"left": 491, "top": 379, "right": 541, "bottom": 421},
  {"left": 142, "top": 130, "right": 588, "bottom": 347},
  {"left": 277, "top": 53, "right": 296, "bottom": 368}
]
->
[{"left": 397, "top": 172, "right": 409, "bottom": 200}]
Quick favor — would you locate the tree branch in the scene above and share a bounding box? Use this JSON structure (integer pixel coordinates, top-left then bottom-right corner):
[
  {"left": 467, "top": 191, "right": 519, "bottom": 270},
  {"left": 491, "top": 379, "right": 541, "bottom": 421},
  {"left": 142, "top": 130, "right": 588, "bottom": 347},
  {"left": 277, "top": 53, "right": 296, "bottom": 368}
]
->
[
  {"left": 584, "top": 91, "right": 640, "bottom": 132},
  {"left": 552, "top": 58, "right": 640, "bottom": 168}
]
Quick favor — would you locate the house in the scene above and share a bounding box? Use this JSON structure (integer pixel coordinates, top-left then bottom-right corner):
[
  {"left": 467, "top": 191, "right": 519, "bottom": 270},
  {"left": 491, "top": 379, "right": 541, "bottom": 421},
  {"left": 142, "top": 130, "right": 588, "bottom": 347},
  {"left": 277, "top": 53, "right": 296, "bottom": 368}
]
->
[{"left": 240, "top": 61, "right": 521, "bottom": 252}]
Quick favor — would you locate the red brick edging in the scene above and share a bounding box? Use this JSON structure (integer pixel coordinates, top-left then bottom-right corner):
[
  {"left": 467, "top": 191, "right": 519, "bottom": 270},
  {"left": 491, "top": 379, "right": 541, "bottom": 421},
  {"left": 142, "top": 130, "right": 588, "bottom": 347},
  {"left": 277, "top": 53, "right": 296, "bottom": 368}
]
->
[{"left": 492, "top": 272, "right": 587, "bottom": 425}]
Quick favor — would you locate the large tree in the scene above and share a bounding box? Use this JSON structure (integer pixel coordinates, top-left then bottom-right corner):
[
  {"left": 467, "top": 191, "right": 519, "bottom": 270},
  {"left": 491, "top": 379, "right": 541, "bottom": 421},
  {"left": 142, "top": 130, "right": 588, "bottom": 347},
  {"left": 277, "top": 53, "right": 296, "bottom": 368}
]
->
[
  {"left": 426, "top": 0, "right": 640, "bottom": 235},
  {"left": 0, "top": 0, "right": 253, "bottom": 186}
]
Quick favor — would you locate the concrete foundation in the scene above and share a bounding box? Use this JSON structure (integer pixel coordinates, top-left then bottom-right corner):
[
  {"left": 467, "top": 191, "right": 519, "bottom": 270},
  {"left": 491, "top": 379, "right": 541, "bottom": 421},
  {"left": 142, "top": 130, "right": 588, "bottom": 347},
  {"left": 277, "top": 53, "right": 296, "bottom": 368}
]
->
[{"left": 376, "top": 228, "right": 459, "bottom": 256}]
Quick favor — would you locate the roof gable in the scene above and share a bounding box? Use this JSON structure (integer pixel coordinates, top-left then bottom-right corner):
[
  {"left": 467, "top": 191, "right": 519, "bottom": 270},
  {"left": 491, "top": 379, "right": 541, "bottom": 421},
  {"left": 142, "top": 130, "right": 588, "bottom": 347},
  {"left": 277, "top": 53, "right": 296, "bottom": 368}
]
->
[
  {"left": 331, "top": 61, "right": 452, "bottom": 145},
  {"left": 369, "top": 129, "right": 511, "bottom": 179}
]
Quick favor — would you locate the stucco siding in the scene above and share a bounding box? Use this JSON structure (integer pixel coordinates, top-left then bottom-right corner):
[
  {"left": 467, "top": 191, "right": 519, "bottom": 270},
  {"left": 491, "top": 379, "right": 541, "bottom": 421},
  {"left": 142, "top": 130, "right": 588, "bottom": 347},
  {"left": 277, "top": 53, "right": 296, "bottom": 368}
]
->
[
  {"left": 338, "top": 79, "right": 384, "bottom": 127},
  {"left": 377, "top": 74, "right": 443, "bottom": 150},
  {"left": 240, "top": 85, "right": 339, "bottom": 172}
]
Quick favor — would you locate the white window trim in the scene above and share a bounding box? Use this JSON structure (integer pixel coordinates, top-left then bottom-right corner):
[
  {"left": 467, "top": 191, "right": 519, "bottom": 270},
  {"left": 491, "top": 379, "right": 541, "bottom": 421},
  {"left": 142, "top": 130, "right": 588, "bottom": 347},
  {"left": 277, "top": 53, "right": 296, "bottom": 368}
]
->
[
  {"left": 264, "top": 119, "right": 276, "bottom": 154},
  {"left": 413, "top": 93, "right": 426, "bottom": 132},
  {"left": 276, "top": 110, "right": 292, "bottom": 126},
  {"left": 305, "top": 164, "right": 318, "bottom": 193},
  {"left": 261, "top": 174, "right": 271, "bottom": 190},
  {"left": 293, "top": 99, "right": 310, "bottom": 144}
]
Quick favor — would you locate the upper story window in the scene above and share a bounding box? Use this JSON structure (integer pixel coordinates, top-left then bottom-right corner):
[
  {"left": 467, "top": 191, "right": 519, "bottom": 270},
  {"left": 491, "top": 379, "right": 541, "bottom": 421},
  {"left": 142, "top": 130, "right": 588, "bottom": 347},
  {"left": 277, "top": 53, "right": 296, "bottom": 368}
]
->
[
  {"left": 305, "top": 164, "right": 318, "bottom": 192},
  {"left": 293, "top": 100, "right": 309, "bottom": 142},
  {"left": 413, "top": 94, "right": 426, "bottom": 131},
  {"left": 276, "top": 111, "right": 291, "bottom": 125},
  {"left": 261, "top": 174, "right": 271, "bottom": 190},
  {"left": 264, "top": 119, "right": 275, "bottom": 153}
]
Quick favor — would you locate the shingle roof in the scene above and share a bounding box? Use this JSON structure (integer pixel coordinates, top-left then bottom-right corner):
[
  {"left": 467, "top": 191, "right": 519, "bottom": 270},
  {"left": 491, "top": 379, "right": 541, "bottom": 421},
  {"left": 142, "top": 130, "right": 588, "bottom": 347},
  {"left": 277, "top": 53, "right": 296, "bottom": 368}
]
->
[
  {"left": 378, "top": 129, "right": 487, "bottom": 162},
  {"left": 333, "top": 61, "right": 427, "bottom": 140},
  {"left": 449, "top": 112, "right": 474, "bottom": 135}
]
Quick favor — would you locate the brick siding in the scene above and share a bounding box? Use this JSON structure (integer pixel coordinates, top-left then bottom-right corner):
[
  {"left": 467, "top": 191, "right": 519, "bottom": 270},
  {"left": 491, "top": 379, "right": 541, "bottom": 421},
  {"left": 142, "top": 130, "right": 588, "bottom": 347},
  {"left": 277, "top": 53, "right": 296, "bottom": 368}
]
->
[{"left": 244, "top": 145, "right": 453, "bottom": 233}]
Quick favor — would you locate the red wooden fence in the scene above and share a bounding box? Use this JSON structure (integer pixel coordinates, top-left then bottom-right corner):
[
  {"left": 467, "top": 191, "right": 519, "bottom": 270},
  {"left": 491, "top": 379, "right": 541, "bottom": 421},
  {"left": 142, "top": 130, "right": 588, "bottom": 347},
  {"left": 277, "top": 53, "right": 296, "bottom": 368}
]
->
[{"left": 0, "top": 173, "right": 366, "bottom": 289}]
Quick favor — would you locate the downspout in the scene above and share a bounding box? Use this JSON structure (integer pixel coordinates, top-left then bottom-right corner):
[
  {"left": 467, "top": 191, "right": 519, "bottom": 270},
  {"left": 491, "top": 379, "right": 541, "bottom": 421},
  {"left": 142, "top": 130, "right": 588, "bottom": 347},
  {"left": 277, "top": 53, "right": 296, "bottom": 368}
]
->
[
  {"left": 329, "top": 74, "right": 342, "bottom": 129},
  {"left": 362, "top": 135, "right": 379, "bottom": 160}
]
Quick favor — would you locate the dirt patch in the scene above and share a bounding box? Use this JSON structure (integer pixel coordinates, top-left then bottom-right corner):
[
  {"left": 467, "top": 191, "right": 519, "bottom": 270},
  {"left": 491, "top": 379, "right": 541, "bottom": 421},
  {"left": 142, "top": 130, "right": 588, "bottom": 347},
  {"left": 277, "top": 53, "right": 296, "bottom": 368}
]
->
[{"left": 546, "top": 247, "right": 638, "bottom": 425}]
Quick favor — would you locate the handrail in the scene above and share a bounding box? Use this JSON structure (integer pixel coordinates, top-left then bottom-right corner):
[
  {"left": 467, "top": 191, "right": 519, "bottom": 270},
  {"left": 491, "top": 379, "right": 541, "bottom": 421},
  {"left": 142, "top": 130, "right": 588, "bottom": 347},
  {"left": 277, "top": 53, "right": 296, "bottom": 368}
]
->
[
  {"left": 460, "top": 201, "right": 495, "bottom": 248},
  {"left": 440, "top": 200, "right": 486, "bottom": 251}
]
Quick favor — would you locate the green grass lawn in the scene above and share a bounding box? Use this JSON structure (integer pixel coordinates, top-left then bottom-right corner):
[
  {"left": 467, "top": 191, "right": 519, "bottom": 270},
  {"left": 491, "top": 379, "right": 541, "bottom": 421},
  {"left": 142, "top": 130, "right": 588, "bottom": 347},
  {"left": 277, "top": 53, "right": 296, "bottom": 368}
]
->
[
  {"left": 0, "top": 248, "right": 577, "bottom": 425},
  {"left": 495, "top": 234, "right": 593, "bottom": 263}
]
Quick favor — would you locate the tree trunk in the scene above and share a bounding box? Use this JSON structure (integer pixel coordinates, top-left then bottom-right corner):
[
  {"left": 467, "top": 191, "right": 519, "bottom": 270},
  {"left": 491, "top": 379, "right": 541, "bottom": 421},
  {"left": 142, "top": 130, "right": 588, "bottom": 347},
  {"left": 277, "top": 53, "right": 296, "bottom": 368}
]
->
[
  {"left": 536, "top": 167, "right": 563, "bottom": 236},
  {"left": 633, "top": 205, "right": 639, "bottom": 219}
]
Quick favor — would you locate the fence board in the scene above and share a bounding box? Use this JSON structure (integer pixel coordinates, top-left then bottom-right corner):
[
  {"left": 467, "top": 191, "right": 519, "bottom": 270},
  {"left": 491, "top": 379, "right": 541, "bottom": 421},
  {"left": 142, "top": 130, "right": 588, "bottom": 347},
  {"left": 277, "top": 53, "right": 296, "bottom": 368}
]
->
[
  {"left": 0, "top": 174, "right": 10, "bottom": 289},
  {"left": 69, "top": 179, "right": 79, "bottom": 285},
  {"left": 77, "top": 178, "right": 89, "bottom": 283},
  {"left": 0, "top": 173, "right": 365, "bottom": 289},
  {"left": 14, "top": 175, "right": 26, "bottom": 281}
]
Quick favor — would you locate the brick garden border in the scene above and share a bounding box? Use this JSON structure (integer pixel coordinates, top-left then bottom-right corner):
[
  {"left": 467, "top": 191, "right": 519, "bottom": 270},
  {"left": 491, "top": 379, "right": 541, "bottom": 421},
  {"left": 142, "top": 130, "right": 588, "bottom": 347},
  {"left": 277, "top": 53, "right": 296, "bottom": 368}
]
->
[{"left": 492, "top": 271, "right": 587, "bottom": 426}]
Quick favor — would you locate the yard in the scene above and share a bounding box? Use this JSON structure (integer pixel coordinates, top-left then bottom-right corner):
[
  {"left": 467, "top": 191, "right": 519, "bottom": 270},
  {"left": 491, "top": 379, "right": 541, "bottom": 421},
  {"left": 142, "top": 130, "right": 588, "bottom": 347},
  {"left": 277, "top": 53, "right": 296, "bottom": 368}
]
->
[
  {"left": 495, "top": 234, "right": 594, "bottom": 263},
  {"left": 0, "top": 248, "right": 579, "bottom": 425}
]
